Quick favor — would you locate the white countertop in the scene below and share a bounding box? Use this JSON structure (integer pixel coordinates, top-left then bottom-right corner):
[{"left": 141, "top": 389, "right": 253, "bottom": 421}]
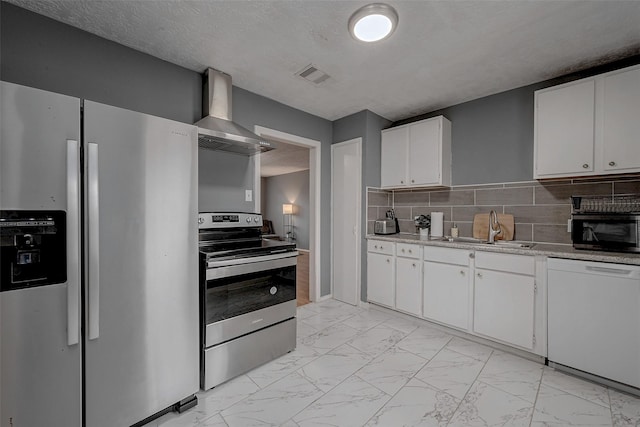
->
[{"left": 366, "top": 234, "right": 640, "bottom": 266}]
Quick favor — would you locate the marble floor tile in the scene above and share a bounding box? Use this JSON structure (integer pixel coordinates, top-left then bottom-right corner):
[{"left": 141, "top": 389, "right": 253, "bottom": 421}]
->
[
  {"left": 477, "top": 351, "right": 543, "bottom": 403},
  {"left": 449, "top": 381, "right": 534, "bottom": 426},
  {"left": 381, "top": 315, "right": 421, "bottom": 334},
  {"left": 299, "top": 307, "right": 358, "bottom": 329},
  {"left": 415, "top": 347, "right": 486, "bottom": 400},
  {"left": 246, "top": 343, "right": 320, "bottom": 389},
  {"left": 355, "top": 346, "right": 427, "bottom": 395},
  {"left": 445, "top": 337, "right": 494, "bottom": 362},
  {"left": 297, "top": 344, "right": 372, "bottom": 392},
  {"left": 144, "top": 299, "right": 640, "bottom": 427},
  {"left": 221, "top": 372, "right": 324, "bottom": 427},
  {"left": 365, "top": 378, "right": 460, "bottom": 427},
  {"left": 348, "top": 325, "right": 408, "bottom": 357},
  {"left": 394, "top": 326, "right": 453, "bottom": 360},
  {"left": 301, "top": 322, "right": 360, "bottom": 354},
  {"left": 531, "top": 383, "right": 612, "bottom": 426},
  {"left": 296, "top": 321, "right": 320, "bottom": 339},
  {"left": 542, "top": 367, "right": 610, "bottom": 408},
  {"left": 292, "top": 376, "right": 391, "bottom": 427},
  {"left": 341, "top": 312, "right": 387, "bottom": 332},
  {"left": 195, "top": 375, "right": 260, "bottom": 416},
  {"left": 609, "top": 388, "right": 640, "bottom": 427}
]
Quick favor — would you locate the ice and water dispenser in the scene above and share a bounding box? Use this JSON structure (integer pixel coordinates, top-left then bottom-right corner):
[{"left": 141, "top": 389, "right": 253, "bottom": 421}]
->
[{"left": 0, "top": 210, "right": 67, "bottom": 292}]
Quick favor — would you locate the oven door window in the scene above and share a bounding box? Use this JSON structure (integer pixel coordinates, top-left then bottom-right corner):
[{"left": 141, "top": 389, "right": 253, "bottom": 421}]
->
[{"left": 205, "top": 264, "right": 296, "bottom": 324}]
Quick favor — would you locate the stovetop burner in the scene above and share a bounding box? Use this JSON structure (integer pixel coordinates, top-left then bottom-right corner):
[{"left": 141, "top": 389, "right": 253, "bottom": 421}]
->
[{"left": 198, "top": 212, "right": 296, "bottom": 262}]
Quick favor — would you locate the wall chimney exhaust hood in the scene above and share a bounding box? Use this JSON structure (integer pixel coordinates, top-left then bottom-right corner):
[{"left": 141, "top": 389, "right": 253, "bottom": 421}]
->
[{"left": 196, "top": 68, "right": 273, "bottom": 155}]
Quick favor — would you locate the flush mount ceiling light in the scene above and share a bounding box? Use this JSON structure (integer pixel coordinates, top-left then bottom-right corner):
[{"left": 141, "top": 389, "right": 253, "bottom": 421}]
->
[{"left": 348, "top": 3, "right": 398, "bottom": 43}]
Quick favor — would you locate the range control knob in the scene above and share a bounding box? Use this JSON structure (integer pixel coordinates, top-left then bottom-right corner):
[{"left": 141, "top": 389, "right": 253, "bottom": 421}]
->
[
  {"left": 254, "top": 216, "right": 260, "bottom": 223},
  {"left": 198, "top": 217, "right": 204, "bottom": 225},
  {"left": 246, "top": 217, "right": 252, "bottom": 223}
]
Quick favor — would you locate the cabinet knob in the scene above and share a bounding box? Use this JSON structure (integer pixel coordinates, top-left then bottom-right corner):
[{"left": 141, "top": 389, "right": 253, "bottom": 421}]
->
[
  {"left": 412, "top": 263, "right": 416, "bottom": 267},
  {"left": 380, "top": 245, "right": 384, "bottom": 249},
  {"left": 469, "top": 253, "right": 475, "bottom": 259},
  {"left": 411, "top": 179, "right": 415, "bottom": 183},
  {"left": 609, "top": 161, "right": 616, "bottom": 167},
  {"left": 408, "top": 249, "right": 412, "bottom": 253},
  {"left": 582, "top": 163, "right": 589, "bottom": 169},
  {"left": 374, "top": 245, "right": 378, "bottom": 249},
  {"left": 402, "top": 248, "right": 405, "bottom": 253},
  {"left": 386, "top": 259, "right": 390, "bottom": 263},
  {"left": 477, "top": 272, "right": 483, "bottom": 278},
  {"left": 460, "top": 270, "right": 465, "bottom": 276},
  {"left": 400, "top": 180, "right": 404, "bottom": 184}
]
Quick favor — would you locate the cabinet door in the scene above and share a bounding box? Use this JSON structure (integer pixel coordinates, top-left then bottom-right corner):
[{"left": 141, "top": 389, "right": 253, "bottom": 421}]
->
[
  {"left": 535, "top": 80, "right": 595, "bottom": 178},
  {"left": 381, "top": 126, "right": 408, "bottom": 187},
  {"left": 474, "top": 269, "right": 535, "bottom": 349},
  {"left": 408, "top": 119, "right": 440, "bottom": 186},
  {"left": 367, "top": 252, "right": 394, "bottom": 307},
  {"left": 395, "top": 257, "right": 422, "bottom": 316},
  {"left": 602, "top": 66, "right": 640, "bottom": 172},
  {"left": 423, "top": 261, "right": 469, "bottom": 330}
]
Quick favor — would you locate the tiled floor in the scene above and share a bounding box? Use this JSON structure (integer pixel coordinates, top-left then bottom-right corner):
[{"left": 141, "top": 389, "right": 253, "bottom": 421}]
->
[{"left": 151, "top": 299, "right": 640, "bottom": 427}]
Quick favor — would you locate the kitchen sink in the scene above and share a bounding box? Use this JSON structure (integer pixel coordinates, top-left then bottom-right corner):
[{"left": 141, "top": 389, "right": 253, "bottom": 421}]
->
[{"left": 490, "top": 240, "right": 536, "bottom": 248}]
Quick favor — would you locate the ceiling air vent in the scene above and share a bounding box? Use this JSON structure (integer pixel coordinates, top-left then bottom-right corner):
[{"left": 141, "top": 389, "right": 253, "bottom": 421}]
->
[{"left": 296, "top": 64, "right": 330, "bottom": 84}]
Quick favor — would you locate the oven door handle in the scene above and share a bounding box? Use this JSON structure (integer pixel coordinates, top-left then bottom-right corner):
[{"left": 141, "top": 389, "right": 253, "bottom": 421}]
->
[
  {"left": 206, "top": 251, "right": 298, "bottom": 268},
  {"left": 206, "top": 255, "right": 297, "bottom": 281}
]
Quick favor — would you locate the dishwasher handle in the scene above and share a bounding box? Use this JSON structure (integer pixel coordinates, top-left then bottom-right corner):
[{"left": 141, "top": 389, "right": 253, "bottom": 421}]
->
[{"left": 585, "top": 265, "right": 633, "bottom": 275}]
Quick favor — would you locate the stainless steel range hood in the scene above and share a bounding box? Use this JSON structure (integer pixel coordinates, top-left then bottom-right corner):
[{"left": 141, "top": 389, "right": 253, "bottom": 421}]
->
[{"left": 196, "top": 68, "right": 272, "bottom": 155}]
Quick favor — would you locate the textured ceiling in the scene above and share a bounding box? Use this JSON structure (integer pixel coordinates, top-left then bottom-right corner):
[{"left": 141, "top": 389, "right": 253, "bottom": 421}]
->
[{"left": 7, "top": 0, "right": 640, "bottom": 122}]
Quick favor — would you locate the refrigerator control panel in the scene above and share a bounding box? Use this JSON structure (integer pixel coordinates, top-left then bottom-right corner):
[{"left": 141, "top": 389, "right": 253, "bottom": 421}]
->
[{"left": 0, "top": 210, "right": 67, "bottom": 292}]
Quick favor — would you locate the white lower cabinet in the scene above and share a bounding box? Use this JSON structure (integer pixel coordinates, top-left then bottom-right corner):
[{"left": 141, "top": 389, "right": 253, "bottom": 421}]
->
[
  {"left": 366, "top": 239, "right": 546, "bottom": 357},
  {"left": 473, "top": 252, "right": 537, "bottom": 350},
  {"left": 395, "top": 244, "right": 422, "bottom": 316},
  {"left": 423, "top": 260, "right": 470, "bottom": 330},
  {"left": 367, "top": 241, "right": 395, "bottom": 308}
]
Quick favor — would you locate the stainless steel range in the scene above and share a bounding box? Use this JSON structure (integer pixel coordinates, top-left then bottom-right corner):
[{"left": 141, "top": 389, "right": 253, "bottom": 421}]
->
[{"left": 199, "top": 212, "right": 298, "bottom": 390}]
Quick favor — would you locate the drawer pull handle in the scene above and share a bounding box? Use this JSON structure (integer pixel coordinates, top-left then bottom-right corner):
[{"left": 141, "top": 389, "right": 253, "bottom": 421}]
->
[
  {"left": 609, "top": 161, "right": 616, "bottom": 167},
  {"left": 402, "top": 249, "right": 405, "bottom": 253},
  {"left": 582, "top": 163, "right": 589, "bottom": 169}
]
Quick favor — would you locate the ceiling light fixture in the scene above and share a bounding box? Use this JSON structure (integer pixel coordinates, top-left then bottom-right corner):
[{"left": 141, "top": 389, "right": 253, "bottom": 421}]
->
[{"left": 348, "top": 3, "right": 398, "bottom": 43}]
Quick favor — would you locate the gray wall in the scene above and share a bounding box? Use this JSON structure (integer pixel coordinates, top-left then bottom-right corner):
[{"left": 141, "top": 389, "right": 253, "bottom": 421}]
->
[
  {"left": 261, "top": 170, "right": 310, "bottom": 250},
  {"left": 394, "top": 56, "right": 640, "bottom": 186},
  {"left": 1, "top": 2, "right": 334, "bottom": 297},
  {"left": 333, "top": 110, "right": 391, "bottom": 302}
]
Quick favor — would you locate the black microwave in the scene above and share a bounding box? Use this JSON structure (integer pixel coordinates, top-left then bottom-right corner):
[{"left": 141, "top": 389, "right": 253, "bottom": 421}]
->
[{"left": 571, "top": 213, "right": 640, "bottom": 253}]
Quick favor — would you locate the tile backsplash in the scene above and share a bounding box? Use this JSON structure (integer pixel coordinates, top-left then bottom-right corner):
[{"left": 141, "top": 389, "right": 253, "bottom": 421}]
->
[{"left": 367, "top": 176, "right": 640, "bottom": 245}]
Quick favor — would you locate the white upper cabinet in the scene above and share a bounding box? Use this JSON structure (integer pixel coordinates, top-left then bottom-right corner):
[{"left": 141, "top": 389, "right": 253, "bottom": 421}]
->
[
  {"left": 381, "top": 116, "right": 451, "bottom": 188},
  {"left": 534, "top": 64, "right": 640, "bottom": 179},
  {"left": 602, "top": 66, "right": 640, "bottom": 172}
]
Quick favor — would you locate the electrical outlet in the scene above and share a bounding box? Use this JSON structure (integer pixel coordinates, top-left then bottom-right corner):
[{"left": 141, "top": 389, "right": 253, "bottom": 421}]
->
[{"left": 245, "top": 190, "right": 252, "bottom": 202}]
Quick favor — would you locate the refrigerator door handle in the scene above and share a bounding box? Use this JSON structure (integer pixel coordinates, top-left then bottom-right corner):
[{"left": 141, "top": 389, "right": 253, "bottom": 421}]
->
[
  {"left": 67, "top": 140, "right": 81, "bottom": 346},
  {"left": 88, "top": 142, "right": 100, "bottom": 340}
]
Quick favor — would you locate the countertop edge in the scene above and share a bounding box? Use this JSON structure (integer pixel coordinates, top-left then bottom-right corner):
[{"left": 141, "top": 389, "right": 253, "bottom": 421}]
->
[{"left": 366, "top": 234, "right": 640, "bottom": 266}]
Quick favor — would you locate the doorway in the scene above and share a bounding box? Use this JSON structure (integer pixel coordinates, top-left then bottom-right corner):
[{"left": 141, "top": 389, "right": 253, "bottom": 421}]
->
[
  {"left": 331, "top": 138, "right": 362, "bottom": 306},
  {"left": 254, "top": 126, "right": 321, "bottom": 305}
]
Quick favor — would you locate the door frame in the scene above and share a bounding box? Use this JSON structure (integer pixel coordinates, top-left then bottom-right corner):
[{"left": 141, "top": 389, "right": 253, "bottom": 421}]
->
[
  {"left": 253, "top": 126, "right": 322, "bottom": 302},
  {"left": 331, "top": 138, "right": 362, "bottom": 305}
]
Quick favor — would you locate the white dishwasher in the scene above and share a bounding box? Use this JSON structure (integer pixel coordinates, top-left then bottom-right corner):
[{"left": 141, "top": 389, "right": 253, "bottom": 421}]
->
[{"left": 548, "top": 258, "right": 640, "bottom": 388}]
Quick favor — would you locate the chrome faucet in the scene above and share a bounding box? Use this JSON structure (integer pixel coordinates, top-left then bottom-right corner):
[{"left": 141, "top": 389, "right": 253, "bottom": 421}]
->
[{"left": 488, "top": 210, "right": 502, "bottom": 243}]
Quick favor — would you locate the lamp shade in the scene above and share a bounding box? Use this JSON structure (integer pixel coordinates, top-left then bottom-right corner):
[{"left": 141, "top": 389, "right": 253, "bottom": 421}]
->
[{"left": 282, "top": 204, "right": 294, "bottom": 215}]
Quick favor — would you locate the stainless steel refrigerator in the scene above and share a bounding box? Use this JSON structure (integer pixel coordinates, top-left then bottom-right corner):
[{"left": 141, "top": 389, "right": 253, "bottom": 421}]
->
[{"left": 0, "top": 81, "right": 199, "bottom": 427}]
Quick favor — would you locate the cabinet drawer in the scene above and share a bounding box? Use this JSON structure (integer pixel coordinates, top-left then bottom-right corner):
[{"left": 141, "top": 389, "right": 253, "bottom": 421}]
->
[
  {"left": 368, "top": 240, "right": 394, "bottom": 255},
  {"left": 475, "top": 251, "right": 534, "bottom": 275},
  {"left": 397, "top": 243, "right": 420, "bottom": 259},
  {"left": 423, "top": 246, "right": 472, "bottom": 266}
]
